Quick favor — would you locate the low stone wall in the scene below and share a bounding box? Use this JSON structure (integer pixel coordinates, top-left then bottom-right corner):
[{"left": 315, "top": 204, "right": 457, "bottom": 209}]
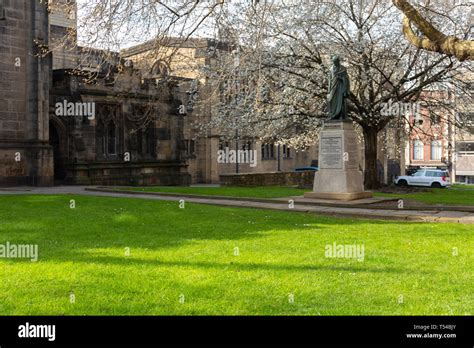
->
[
  {"left": 220, "top": 171, "right": 315, "bottom": 188},
  {"left": 65, "top": 160, "right": 191, "bottom": 186}
]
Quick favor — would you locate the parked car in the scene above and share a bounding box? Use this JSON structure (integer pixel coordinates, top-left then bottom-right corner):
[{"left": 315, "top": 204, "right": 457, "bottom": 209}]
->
[
  {"left": 394, "top": 169, "right": 451, "bottom": 188},
  {"left": 295, "top": 166, "right": 319, "bottom": 172}
]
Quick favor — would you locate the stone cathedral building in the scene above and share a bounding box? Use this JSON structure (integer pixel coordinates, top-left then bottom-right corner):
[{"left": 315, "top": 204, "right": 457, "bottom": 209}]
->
[{"left": 0, "top": 0, "right": 190, "bottom": 186}]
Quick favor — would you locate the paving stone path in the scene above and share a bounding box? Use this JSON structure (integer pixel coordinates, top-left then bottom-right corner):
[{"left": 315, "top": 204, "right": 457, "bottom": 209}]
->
[{"left": 1, "top": 186, "right": 473, "bottom": 224}]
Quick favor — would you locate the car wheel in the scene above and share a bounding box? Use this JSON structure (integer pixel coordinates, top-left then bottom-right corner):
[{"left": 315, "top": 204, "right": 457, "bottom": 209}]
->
[
  {"left": 431, "top": 182, "right": 442, "bottom": 188},
  {"left": 398, "top": 180, "right": 408, "bottom": 187}
]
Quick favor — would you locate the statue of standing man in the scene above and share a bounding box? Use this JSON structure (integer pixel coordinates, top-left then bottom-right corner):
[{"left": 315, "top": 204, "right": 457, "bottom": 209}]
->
[{"left": 327, "top": 55, "right": 350, "bottom": 120}]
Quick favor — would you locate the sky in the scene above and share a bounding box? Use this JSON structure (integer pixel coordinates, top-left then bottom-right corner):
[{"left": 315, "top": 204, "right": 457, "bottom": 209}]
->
[{"left": 75, "top": 0, "right": 221, "bottom": 50}]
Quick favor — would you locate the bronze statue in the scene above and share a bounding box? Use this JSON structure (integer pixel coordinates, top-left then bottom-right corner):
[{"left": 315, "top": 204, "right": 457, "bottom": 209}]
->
[{"left": 327, "top": 55, "right": 350, "bottom": 120}]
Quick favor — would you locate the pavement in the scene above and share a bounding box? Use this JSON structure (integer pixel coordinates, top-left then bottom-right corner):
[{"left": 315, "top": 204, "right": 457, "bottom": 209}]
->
[{"left": 1, "top": 186, "right": 473, "bottom": 224}]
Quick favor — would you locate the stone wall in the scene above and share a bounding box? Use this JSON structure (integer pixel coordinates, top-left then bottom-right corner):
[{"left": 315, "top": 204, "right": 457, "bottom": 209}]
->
[
  {"left": 220, "top": 171, "right": 315, "bottom": 188},
  {"left": 65, "top": 161, "right": 191, "bottom": 186},
  {"left": 217, "top": 142, "right": 318, "bottom": 176},
  {"left": 49, "top": 0, "right": 78, "bottom": 70},
  {"left": 0, "top": 0, "right": 53, "bottom": 186}
]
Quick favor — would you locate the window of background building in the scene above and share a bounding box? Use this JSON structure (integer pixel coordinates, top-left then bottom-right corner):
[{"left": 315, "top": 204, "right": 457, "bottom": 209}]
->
[
  {"left": 0, "top": 0, "right": 5, "bottom": 20},
  {"left": 413, "top": 140, "right": 424, "bottom": 160},
  {"left": 96, "top": 118, "right": 120, "bottom": 159},
  {"left": 146, "top": 127, "right": 156, "bottom": 156},
  {"left": 219, "top": 140, "right": 230, "bottom": 151},
  {"left": 458, "top": 142, "right": 474, "bottom": 156},
  {"left": 96, "top": 120, "right": 106, "bottom": 156},
  {"left": 430, "top": 113, "right": 441, "bottom": 125},
  {"left": 456, "top": 175, "right": 474, "bottom": 184},
  {"left": 282, "top": 145, "right": 291, "bottom": 159},
  {"left": 414, "top": 110, "right": 424, "bottom": 125},
  {"left": 242, "top": 141, "right": 252, "bottom": 151},
  {"left": 107, "top": 121, "right": 117, "bottom": 155},
  {"left": 430, "top": 140, "right": 442, "bottom": 160},
  {"left": 184, "top": 140, "right": 195, "bottom": 157},
  {"left": 261, "top": 143, "right": 275, "bottom": 160},
  {"left": 135, "top": 126, "right": 156, "bottom": 157}
]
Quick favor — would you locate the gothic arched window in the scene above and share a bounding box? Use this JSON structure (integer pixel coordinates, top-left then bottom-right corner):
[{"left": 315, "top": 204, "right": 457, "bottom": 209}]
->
[
  {"left": 146, "top": 126, "right": 155, "bottom": 156},
  {"left": 96, "top": 120, "right": 106, "bottom": 156},
  {"left": 107, "top": 120, "right": 117, "bottom": 155},
  {"left": 96, "top": 104, "right": 121, "bottom": 159}
]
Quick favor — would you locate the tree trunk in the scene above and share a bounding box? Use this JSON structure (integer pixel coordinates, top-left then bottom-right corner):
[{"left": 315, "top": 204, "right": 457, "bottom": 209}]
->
[{"left": 363, "top": 127, "right": 380, "bottom": 190}]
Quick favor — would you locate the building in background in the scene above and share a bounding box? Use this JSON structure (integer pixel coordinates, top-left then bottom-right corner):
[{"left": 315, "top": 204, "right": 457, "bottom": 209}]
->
[
  {"left": 122, "top": 38, "right": 319, "bottom": 184},
  {"left": 454, "top": 122, "right": 474, "bottom": 183},
  {"left": 404, "top": 92, "right": 451, "bottom": 174},
  {"left": 401, "top": 85, "right": 473, "bottom": 183},
  {"left": 452, "top": 74, "right": 474, "bottom": 184}
]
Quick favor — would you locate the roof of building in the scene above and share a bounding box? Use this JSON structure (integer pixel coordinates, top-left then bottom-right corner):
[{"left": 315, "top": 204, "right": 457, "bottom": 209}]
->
[{"left": 121, "top": 37, "right": 233, "bottom": 57}]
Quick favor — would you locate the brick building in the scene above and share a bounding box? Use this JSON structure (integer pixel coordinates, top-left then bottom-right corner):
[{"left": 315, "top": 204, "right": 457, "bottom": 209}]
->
[
  {"left": 403, "top": 87, "right": 474, "bottom": 183},
  {"left": 404, "top": 101, "right": 451, "bottom": 172}
]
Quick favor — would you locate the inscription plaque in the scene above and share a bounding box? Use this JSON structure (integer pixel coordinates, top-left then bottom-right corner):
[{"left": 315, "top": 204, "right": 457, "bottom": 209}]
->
[{"left": 320, "top": 135, "right": 342, "bottom": 169}]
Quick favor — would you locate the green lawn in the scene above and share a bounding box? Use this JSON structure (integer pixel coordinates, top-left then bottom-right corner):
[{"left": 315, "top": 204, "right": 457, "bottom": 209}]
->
[
  {"left": 452, "top": 184, "right": 474, "bottom": 190},
  {"left": 116, "top": 185, "right": 307, "bottom": 198},
  {"left": 0, "top": 195, "right": 472, "bottom": 315},
  {"left": 374, "top": 188, "right": 474, "bottom": 206}
]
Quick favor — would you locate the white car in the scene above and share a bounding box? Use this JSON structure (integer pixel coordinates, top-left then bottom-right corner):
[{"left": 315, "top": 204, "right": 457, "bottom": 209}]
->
[{"left": 394, "top": 169, "right": 451, "bottom": 188}]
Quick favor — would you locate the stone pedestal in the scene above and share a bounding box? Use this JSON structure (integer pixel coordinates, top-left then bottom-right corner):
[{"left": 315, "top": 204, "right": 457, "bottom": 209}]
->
[{"left": 305, "top": 120, "right": 372, "bottom": 201}]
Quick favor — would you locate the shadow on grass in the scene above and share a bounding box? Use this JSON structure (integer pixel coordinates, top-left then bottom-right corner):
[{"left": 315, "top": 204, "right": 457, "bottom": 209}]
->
[
  {"left": 39, "top": 253, "right": 412, "bottom": 275},
  {"left": 0, "top": 193, "right": 443, "bottom": 269},
  {"left": 0, "top": 193, "right": 398, "bottom": 233}
]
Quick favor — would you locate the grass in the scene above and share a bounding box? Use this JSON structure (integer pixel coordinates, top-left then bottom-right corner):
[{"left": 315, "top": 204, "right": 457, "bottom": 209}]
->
[
  {"left": 452, "top": 184, "right": 474, "bottom": 190},
  {"left": 115, "top": 185, "right": 307, "bottom": 198},
  {"left": 374, "top": 188, "right": 474, "bottom": 206},
  {"left": 0, "top": 194, "right": 472, "bottom": 316}
]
